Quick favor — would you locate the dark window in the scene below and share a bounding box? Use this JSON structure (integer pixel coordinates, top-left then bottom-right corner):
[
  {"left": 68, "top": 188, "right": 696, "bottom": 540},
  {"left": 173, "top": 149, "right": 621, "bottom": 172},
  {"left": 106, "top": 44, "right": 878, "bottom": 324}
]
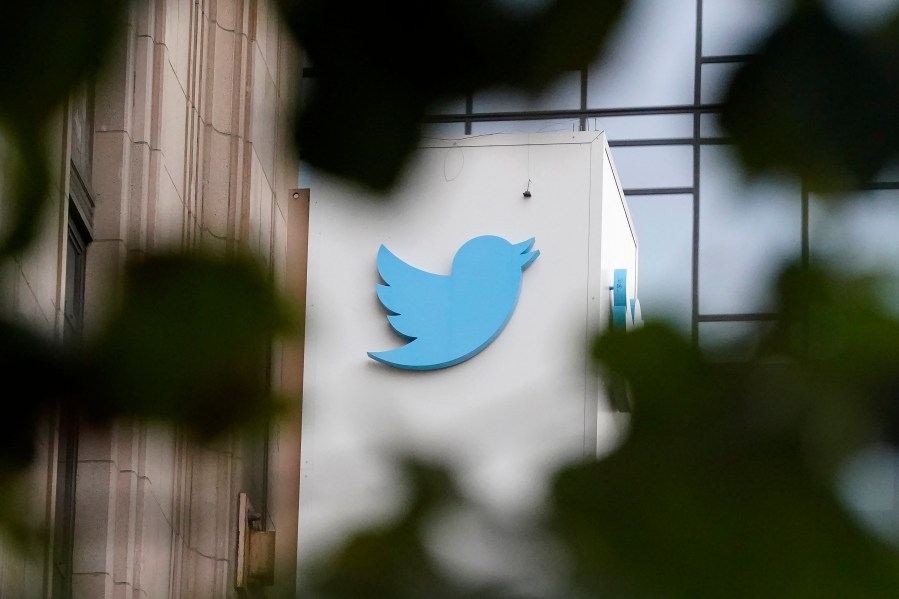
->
[{"left": 52, "top": 203, "right": 89, "bottom": 599}]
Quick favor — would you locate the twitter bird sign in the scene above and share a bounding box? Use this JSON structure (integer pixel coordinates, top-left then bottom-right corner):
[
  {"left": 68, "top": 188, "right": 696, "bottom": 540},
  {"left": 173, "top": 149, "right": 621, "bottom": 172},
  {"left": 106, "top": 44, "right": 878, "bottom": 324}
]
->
[{"left": 368, "top": 235, "right": 540, "bottom": 370}]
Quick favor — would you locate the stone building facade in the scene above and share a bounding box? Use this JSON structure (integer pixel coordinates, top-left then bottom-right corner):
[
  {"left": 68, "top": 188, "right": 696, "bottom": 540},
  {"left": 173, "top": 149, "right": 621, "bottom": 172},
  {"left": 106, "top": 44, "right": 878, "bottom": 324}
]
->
[{"left": 0, "top": 1, "right": 305, "bottom": 597}]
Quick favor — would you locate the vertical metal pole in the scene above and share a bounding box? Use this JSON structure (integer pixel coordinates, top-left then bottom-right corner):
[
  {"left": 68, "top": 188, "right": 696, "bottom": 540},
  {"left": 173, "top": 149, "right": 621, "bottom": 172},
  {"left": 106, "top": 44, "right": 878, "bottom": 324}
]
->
[
  {"left": 800, "top": 183, "right": 810, "bottom": 359},
  {"left": 692, "top": 0, "right": 703, "bottom": 345},
  {"left": 580, "top": 68, "right": 588, "bottom": 131},
  {"left": 801, "top": 184, "right": 809, "bottom": 270}
]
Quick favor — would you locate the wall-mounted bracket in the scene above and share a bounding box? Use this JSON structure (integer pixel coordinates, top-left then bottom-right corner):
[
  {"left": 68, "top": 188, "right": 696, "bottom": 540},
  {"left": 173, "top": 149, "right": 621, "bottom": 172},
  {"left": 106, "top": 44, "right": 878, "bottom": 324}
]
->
[{"left": 236, "top": 492, "right": 276, "bottom": 589}]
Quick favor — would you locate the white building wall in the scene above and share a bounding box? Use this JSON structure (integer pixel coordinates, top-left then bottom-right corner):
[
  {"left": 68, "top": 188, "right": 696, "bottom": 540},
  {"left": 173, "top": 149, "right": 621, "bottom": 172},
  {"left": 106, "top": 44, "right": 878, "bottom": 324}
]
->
[{"left": 298, "top": 131, "right": 637, "bottom": 566}]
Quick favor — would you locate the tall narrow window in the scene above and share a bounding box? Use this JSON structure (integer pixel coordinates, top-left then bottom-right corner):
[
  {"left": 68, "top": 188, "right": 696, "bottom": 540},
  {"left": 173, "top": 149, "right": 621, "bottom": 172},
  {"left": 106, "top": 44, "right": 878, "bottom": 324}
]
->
[{"left": 53, "top": 203, "right": 89, "bottom": 599}]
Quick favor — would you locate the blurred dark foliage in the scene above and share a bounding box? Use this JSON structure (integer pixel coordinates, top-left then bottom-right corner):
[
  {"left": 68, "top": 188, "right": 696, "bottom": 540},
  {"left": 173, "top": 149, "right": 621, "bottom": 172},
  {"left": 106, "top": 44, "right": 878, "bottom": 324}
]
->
[
  {"left": 1, "top": 250, "right": 294, "bottom": 439},
  {"left": 721, "top": 3, "right": 899, "bottom": 193},
  {"left": 303, "top": 460, "right": 482, "bottom": 599},
  {"left": 298, "top": 457, "right": 546, "bottom": 599},
  {"left": 0, "top": 0, "right": 126, "bottom": 256},
  {"left": 0, "top": 251, "right": 295, "bottom": 543},
  {"left": 299, "top": 262, "right": 899, "bottom": 598},
  {"left": 4, "top": 0, "right": 899, "bottom": 596},
  {"left": 288, "top": 1, "right": 899, "bottom": 594},
  {"left": 570, "top": 269, "right": 899, "bottom": 597},
  {"left": 276, "top": 0, "right": 627, "bottom": 191},
  {"left": 86, "top": 252, "right": 295, "bottom": 434}
]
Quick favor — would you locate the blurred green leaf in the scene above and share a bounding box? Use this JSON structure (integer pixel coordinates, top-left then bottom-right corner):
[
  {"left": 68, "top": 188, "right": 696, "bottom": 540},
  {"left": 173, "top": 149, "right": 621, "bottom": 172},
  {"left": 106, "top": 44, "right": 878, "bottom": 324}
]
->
[
  {"left": 0, "top": 1, "right": 124, "bottom": 255},
  {"left": 720, "top": 4, "right": 898, "bottom": 192},
  {"left": 0, "top": 319, "right": 74, "bottom": 470},
  {"left": 0, "top": 250, "right": 300, "bottom": 455},
  {"left": 86, "top": 251, "right": 297, "bottom": 438},
  {"left": 0, "top": 2, "right": 124, "bottom": 124},
  {"left": 278, "top": 0, "right": 626, "bottom": 191},
  {"left": 7, "top": 1, "right": 899, "bottom": 595},
  {"left": 762, "top": 262, "right": 899, "bottom": 468},
  {"left": 549, "top": 451, "right": 899, "bottom": 598},
  {"left": 0, "top": 133, "right": 51, "bottom": 257},
  {"left": 557, "top": 317, "right": 899, "bottom": 597},
  {"left": 301, "top": 458, "right": 471, "bottom": 599},
  {"left": 0, "top": 318, "right": 86, "bottom": 554}
]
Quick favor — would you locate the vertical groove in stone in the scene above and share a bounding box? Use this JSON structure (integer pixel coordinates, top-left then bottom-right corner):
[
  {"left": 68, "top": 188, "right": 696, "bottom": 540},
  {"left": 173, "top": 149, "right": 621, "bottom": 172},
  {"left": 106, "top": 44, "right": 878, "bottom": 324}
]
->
[
  {"left": 169, "top": 429, "right": 189, "bottom": 599},
  {"left": 236, "top": 0, "right": 254, "bottom": 248},
  {"left": 146, "top": 0, "right": 167, "bottom": 249}
]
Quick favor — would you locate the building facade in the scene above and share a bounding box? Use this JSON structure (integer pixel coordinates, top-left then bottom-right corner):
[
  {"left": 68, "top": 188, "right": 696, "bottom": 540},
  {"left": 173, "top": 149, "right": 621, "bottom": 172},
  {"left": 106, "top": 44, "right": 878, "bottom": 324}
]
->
[
  {"left": 0, "top": 1, "right": 304, "bottom": 597},
  {"left": 295, "top": 0, "right": 899, "bottom": 570}
]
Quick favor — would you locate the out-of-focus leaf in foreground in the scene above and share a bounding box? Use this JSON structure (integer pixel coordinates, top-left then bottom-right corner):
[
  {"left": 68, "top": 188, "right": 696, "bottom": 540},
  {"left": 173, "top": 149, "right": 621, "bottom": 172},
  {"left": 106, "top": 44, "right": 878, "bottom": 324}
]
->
[
  {"left": 0, "top": 2, "right": 122, "bottom": 123},
  {"left": 0, "top": 250, "right": 295, "bottom": 553},
  {"left": 545, "top": 261, "right": 899, "bottom": 597},
  {"left": 299, "top": 459, "right": 472, "bottom": 599},
  {"left": 277, "top": 0, "right": 627, "bottom": 191},
  {"left": 0, "top": 320, "right": 75, "bottom": 472},
  {"left": 720, "top": 4, "right": 899, "bottom": 193},
  {"left": 0, "top": 318, "right": 82, "bottom": 548},
  {"left": 298, "top": 457, "right": 548, "bottom": 599},
  {"left": 86, "top": 251, "right": 297, "bottom": 438},
  {"left": 0, "top": 1, "right": 124, "bottom": 256}
]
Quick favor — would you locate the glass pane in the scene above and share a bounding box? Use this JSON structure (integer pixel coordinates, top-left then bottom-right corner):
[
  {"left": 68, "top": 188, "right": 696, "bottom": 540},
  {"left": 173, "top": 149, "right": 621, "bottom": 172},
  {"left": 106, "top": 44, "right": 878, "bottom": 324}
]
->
[
  {"left": 700, "top": 62, "right": 741, "bottom": 104},
  {"left": 809, "top": 190, "right": 899, "bottom": 313},
  {"left": 698, "top": 320, "right": 773, "bottom": 361},
  {"left": 702, "top": 0, "right": 786, "bottom": 57},
  {"left": 698, "top": 145, "right": 801, "bottom": 314},
  {"left": 300, "top": 77, "right": 316, "bottom": 108},
  {"left": 598, "top": 114, "right": 693, "bottom": 141},
  {"left": 64, "top": 232, "right": 79, "bottom": 338},
  {"left": 700, "top": 112, "right": 723, "bottom": 138},
  {"left": 874, "top": 159, "right": 899, "bottom": 184},
  {"left": 470, "top": 119, "right": 580, "bottom": 135},
  {"left": 298, "top": 160, "right": 316, "bottom": 189},
  {"left": 626, "top": 193, "right": 692, "bottom": 330},
  {"left": 611, "top": 145, "right": 693, "bottom": 190},
  {"left": 809, "top": 190, "right": 899, "bottom": 270},
  {"left": 428, "top": 95, "right": 467, "bottom": 115},
  {"left": 836, "top": 445, "right": 899, "bottom": 546},
  {"left": 826, "top": 0, "right": 898, "bottom": 31},
  {"left": 473, "top": 71, "right": 581, "bottom": 112},
  {"left": 422, "top": 122, "right": 467, "bottom": 138},
  {"left": 70, "top": 84, "right": 93, "bottom": 185},
  {"left": 587, "top": 0, "right": 695, "bottom": 108}
]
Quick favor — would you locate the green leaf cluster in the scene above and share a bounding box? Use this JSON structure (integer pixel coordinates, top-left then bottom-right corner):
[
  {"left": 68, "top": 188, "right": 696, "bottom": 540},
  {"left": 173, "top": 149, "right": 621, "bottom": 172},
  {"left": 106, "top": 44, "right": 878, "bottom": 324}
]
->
[{"left": 4, "top": 1, "right": 899, "bottom": 597}]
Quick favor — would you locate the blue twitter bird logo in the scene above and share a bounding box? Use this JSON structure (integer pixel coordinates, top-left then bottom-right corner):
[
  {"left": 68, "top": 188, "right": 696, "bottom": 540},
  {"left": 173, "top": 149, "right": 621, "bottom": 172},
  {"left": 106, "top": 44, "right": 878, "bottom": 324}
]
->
[{"left": 368, "top": 235, "right": 540, "bottom": 371}]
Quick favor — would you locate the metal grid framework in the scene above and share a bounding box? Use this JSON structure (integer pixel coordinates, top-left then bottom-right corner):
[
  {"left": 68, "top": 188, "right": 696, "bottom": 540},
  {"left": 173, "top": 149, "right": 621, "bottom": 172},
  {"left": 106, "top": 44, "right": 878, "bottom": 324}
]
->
[
  {"left": 418, "top": 1, "right": 758, "bottom": 344},
  {"left": 302, "top": 0, "right": 898, "bottom": 345}
]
